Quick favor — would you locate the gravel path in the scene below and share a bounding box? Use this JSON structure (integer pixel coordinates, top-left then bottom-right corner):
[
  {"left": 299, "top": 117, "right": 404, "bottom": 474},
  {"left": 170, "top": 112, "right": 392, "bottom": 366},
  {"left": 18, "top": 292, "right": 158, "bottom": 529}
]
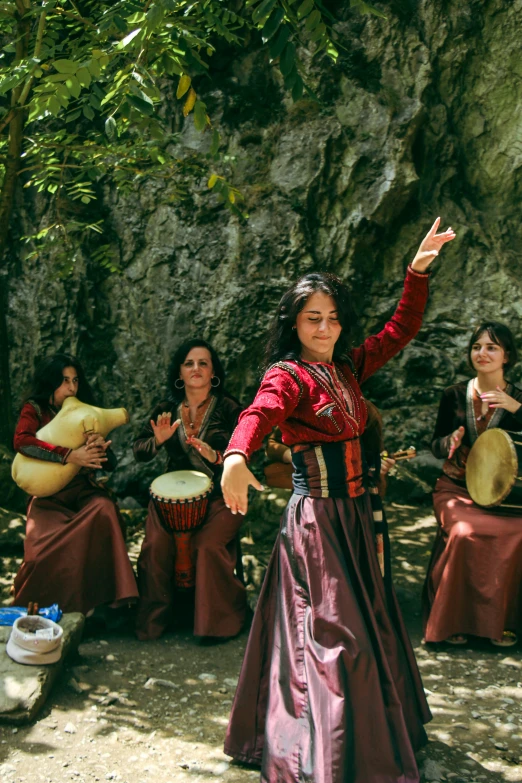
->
[{"left": 1, "top": 503, "right": 521, "bottom": 782}]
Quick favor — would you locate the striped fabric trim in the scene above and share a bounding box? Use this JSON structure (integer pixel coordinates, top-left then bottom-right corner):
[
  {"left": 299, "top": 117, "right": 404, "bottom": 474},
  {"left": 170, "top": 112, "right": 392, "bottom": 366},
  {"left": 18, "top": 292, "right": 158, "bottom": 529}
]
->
[
  {"left": 292, "top": 440, "right": 364, "bottom": 498},
  {"left": 314, "top": 445, "right": 329, "bottom": 497}
]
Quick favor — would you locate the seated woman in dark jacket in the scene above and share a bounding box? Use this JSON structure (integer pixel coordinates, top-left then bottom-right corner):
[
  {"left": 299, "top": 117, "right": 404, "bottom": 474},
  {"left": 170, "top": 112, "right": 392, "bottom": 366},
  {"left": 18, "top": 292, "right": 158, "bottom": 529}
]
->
[
  {"left": 423, "top": 322, "right": 522, "bottom": 647},
  {"left": 133, "top": 338, "right": 245, "bottom": 641}
]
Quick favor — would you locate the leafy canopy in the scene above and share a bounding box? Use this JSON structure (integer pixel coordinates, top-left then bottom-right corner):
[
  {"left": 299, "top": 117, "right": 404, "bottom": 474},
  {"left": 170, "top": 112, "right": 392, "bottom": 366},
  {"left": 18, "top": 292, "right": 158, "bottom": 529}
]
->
[{"left": 0, "top": 0, "right": 384, "bottom": 269}]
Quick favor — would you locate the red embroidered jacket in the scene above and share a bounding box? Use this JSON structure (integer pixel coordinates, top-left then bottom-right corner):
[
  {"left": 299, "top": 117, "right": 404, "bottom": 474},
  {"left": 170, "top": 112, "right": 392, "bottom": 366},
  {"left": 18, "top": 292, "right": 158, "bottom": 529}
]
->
[
  {"left": 14, "top": 402, "right": 71, "bottom": 463},
  {"left": 225, "top": 266, "right": 429, "bottom": 461}
]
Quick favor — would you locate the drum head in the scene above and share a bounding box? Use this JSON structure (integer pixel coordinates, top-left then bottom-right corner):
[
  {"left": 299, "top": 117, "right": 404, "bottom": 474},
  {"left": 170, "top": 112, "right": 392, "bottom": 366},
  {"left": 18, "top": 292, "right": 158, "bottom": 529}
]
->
[
  {"left": 466, "top": 428, "right": 518, "bottom": 507},
  {"left": 150, "top": 470, "right": 212, "bottom": 500}
]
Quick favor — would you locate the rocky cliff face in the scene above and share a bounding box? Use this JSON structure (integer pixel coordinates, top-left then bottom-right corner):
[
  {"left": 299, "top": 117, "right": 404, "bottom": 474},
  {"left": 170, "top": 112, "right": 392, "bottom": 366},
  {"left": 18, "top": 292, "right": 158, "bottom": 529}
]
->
[{"left": 6, "top": 0, "right": 522, "bottom": 499}]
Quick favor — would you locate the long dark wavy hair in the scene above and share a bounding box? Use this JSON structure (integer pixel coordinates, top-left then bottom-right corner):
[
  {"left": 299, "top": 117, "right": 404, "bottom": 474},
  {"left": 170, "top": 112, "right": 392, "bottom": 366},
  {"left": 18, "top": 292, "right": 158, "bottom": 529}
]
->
[
  {"left": 167, "top": 339, "right": 227, "bottom": 403},
  {"left": 23, "top": 353, "right": 96, "bottom": 408},
  {"left": 264, "top": 272, "right": 356, "bottom": 369},
  {"left": 467, "top": 321, "right": 519, "bottom": 372}
]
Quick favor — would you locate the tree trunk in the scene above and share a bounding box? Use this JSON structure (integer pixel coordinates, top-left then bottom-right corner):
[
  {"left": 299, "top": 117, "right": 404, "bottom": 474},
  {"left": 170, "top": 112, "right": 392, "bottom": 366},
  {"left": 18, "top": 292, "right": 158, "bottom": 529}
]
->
[{"left": 0, "top": 6, "right": 31, "bottom": 447}]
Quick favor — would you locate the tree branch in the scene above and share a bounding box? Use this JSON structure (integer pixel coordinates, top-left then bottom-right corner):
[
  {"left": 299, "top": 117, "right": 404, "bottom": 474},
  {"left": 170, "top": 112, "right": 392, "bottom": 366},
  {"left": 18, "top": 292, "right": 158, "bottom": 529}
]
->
[{"left": 53, "top": 6, "right": 98, "bottom": 31}]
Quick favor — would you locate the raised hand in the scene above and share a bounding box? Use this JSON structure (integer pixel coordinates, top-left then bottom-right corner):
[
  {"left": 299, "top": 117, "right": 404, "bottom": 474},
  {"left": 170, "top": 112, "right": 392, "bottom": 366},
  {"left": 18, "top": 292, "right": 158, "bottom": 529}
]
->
[
  {"left": 186, "top": 436, "right": 217, "bottom": 463},
  {"left": 151, "top": 411, "right": 180, "bottom": 446},
  {"left": 448, "top": 426, "right": 465, "bottom": 459},
  {"left": 221, "top": 453, "right": 264, "bottom": 515},
  {"left": 411, "top": 218, "right": 456, "bottom": 273},
  {"left": 480, "top": 386, "right": 522, "bottom": 415}
]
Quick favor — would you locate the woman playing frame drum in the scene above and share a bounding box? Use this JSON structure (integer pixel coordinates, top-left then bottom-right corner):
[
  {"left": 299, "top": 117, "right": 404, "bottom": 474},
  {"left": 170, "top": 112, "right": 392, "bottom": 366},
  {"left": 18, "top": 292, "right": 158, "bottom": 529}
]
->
[
  {"left": 12, "top": 353, "right": 138, "bottom": 616},
  {"left": 221, "top": 220, "right": 455, "bottom": 783},
  {"left": 133, "top": 339, "right": 246, "bottom": 641},
  {"left": 423, "top": 322, "right": 522, "bottom": 648}
]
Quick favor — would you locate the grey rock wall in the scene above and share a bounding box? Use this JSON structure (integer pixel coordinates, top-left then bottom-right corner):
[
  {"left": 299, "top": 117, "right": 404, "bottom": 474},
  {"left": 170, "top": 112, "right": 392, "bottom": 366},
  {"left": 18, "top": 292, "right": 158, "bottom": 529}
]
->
[{"left": 6, "top": 0, "right": 522, "bottom": 499}]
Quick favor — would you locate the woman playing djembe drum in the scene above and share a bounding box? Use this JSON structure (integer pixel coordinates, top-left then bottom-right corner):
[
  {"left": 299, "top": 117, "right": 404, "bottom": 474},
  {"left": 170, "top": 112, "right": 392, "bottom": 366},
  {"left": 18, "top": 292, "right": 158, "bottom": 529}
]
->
[
  {"left": 12, "top": 353, "right": 138, "bottom": 616},
  {"left": 133, "top": 339, "right": 246, "bottom": 641},
  {"left": 423, "top": 322, "right": 522, "bottom": 647}
]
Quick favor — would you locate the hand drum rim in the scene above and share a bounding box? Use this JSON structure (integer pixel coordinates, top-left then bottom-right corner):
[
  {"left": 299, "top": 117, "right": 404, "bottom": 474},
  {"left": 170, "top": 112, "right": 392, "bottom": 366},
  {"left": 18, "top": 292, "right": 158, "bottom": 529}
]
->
[
  {"left": 150, "top": 470, "right": 212, "bottom": 502},
  {"left": 466, "top": 428, "right": 518, "bottom": 507}
]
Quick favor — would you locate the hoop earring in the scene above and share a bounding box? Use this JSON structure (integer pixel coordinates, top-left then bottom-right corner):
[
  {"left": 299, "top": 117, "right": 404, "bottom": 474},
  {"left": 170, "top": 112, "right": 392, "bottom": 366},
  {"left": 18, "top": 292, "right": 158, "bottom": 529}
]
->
[
  {"left": 174, "top": 378, "right": 185, "bottom": 390},
  {"left": 211, "top": 376, "right": 221, "bottom": 388}
]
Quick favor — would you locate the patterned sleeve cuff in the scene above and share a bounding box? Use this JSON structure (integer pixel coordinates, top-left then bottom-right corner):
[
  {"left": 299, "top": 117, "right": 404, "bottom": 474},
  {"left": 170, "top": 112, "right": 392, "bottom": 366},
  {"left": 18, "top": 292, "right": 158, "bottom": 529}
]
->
[{"left": 223, "top": 449, "right": 249, "bottom": 462}]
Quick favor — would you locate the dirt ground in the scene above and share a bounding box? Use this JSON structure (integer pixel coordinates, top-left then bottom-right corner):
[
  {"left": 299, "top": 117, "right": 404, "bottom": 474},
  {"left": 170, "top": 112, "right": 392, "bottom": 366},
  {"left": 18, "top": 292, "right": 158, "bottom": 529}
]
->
[{"left": 1, "top": 503, "right": 522, "bottom": 783}]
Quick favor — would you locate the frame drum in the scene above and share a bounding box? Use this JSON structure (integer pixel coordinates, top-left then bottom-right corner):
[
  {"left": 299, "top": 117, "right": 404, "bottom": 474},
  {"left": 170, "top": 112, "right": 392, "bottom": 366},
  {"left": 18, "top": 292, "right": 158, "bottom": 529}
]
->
[{"left": 466, "top": 428, "right": 522, "bottom": 508}]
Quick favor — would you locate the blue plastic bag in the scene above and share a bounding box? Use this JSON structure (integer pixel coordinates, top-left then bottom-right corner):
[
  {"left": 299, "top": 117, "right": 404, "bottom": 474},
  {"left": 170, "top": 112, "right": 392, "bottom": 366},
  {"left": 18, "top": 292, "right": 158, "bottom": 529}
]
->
[{"left": 0, "top": 604, "right": 62, "bottom": 626}]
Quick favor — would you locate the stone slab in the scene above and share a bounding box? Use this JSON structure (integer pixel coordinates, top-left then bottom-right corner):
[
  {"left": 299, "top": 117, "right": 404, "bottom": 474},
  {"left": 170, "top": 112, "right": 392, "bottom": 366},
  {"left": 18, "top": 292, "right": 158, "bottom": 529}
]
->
[{"left": 0, "top": 612, "right": 84, "bottom": 724}]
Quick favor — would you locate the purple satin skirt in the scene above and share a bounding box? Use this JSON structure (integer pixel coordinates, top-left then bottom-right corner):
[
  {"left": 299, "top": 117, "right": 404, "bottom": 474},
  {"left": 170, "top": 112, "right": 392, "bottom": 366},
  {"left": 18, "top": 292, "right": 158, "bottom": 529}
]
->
[{"left": 225, "top": 492, "right": 431, "bottom": 783}]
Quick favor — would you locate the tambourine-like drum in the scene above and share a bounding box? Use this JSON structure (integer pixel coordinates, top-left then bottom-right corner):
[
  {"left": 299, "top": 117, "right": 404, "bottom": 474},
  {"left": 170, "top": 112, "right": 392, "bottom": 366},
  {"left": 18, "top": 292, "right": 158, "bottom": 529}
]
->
[
  {"left": 150, "top": 470, "right": 213, "bottom": 589},
  {"left": 466, "top": 428, "right": 522, "bottom": 509}
]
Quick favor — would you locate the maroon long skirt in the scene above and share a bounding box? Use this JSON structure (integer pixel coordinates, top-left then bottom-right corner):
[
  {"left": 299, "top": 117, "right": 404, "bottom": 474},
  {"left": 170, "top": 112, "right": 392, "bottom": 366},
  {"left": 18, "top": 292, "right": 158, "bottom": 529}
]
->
[
  {"left": 423, "top": 474, "right": 522, "bottom": 642},
  {"left": 224, "top": 492, "right": 431, "bottom": 783},
  {"left": 13, "top": 474, "right": 138, "bottom": 614},
  {"left": 135, "top": 496, "right": 246, "bottom": 640}
]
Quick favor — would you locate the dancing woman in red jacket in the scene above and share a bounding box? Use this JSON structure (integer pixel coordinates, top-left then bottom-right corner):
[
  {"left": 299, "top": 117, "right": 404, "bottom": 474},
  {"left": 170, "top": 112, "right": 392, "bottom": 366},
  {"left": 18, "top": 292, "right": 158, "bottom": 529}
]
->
[{"left": 222, "top": 220, "right": 455, "bottom": 783}]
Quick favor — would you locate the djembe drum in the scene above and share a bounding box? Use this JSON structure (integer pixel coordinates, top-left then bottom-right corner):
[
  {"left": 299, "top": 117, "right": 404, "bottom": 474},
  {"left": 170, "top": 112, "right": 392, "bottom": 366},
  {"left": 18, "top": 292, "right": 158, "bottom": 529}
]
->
[
  {"left": 150, "top": 470, "right": 213, "bottom": 589},
  {"left": 466, "top": 428, "right": 522, "bottom": 509}
]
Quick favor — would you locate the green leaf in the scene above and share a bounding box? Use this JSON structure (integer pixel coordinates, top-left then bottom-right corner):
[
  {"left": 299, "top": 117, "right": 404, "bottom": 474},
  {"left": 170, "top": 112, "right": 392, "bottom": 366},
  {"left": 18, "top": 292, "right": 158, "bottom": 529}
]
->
[
  {"left": 283, "top": 65, "right": 298, "bottom": 90},
  {"left": 176, "top": 74, "right": 191, "bottom": 99},
  {"left": 105, "top": 116, "right": 117, "bottom": 139},
  {"left": 262, "top": 8, "right": 285, "bottom": 42},
  {"left": 350, "top": 0, "right": 386, "bottom": 18},
  {"left": 269, "top": 23, "right": 291, "bottom": 59},
  {"left": 65, "top": 75, "right": 81, "bottom": 99},
  {"left": 76, "top": 67, "right": 92, "bottom": 88},
  {"left": 291, "top": 75, "right": 304, "bottom": 101},
  {"left": 210, "top": 128, "right": 220, "bottom": 157},
  {"left": 118, "top": 28, "right": 142, "bottom": 49},
  {"left": 53, "top": 59, "right": 77, "bottom": 74},
  {"left": 252, "top": 0, "right": 277, "bottom": 24},
  {"left": 309, "top": 22, "right": 326, "bottom": 41},
  {"left": 146, "top": 3, "right": 164, "bottom": 29},
  {"left": 83, "top": 105, "right": 95, "bottom": 120},
  {"left": 297, "top": 0, "right": 314, "bottom": 19},
  {"left": 193, "top": 99, "right": 207, "bottom": 131},
  {"left": 65, "top": 109, "right": 82, "bottom": 123},
  {"left": 305, "top": 9, "right": 321, "bottom": 30},
  {"left": 48, "top": 95, "right": 61, "bottom": 115},
  {"left": 279, "top": 42, "right": 295, "bottom": 77},
  {"left": 88, "top": 58, "right": 101, "bottom": 78},
  {"left": 127, "top": 94, "right": 154, "bottom": 116}
]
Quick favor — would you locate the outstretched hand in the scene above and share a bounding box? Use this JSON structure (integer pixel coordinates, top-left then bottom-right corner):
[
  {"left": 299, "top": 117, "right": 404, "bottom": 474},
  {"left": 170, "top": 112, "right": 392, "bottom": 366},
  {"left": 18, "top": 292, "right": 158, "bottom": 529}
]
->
[
  {"left": 411, "top": 218, "right": 456, "bottom": 273},
  {"left": 221, "top": 454, "right": 264, "bottom": 515},
  {"left": 151, "top": 411, "right": 181, "bottom": 446}
]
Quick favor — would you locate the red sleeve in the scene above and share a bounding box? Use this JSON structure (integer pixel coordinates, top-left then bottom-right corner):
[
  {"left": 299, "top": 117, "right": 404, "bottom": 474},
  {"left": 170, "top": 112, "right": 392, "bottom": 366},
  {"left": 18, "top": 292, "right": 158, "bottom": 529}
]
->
[
  {"left": 225, "top": 367, "right": 302, "bottom": 461},
  {"left": 351, "top": 265, "right": 429, "bottom": 384},
  {"left": 14, "top": 403, "right": 71, "bottom": 464}
]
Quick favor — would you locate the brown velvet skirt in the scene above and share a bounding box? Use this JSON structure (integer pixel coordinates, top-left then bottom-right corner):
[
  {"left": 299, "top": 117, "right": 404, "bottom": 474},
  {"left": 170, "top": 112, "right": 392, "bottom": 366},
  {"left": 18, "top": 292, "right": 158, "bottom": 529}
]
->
[
  {"left": 13, "top": 474, "right": 138, "bottom": 614},
  {"left": 224, "top": 492, "right": 431, "bottom": 783},
  {"left": 135, "top": 496, "right": 246, "bottom": 640},
  {"left": 423, "top": 474, "right": 522, "bottom": 642}
]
